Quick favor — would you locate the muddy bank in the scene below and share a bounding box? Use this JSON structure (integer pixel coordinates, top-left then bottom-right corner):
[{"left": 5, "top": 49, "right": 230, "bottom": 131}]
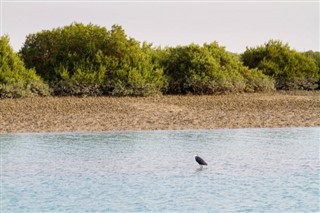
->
[{"left": 0, "top": 91, "right": 319, "bottom": 133}]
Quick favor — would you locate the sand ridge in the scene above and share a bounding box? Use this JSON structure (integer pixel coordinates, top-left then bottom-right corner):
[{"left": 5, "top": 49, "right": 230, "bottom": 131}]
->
[{"left": 0, "top": 91, "right": 319, "bottom": 133}]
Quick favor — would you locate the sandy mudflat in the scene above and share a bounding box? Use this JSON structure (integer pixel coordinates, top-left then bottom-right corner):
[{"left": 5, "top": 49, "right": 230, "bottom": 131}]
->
[{"left": 0, "top": 91, "right": 319, "bottom": 133}]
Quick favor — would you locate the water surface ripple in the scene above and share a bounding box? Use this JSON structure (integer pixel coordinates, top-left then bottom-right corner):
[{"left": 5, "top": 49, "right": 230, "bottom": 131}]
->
[{"left": 1, "top": 127, "right": 319, "bottom": 212}]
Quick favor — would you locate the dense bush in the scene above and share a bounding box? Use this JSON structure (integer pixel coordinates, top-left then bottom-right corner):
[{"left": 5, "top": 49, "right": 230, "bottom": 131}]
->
[
  {"left": 20, "top": 23, "right": 166, "bottom": 96},
  {"left": 159, "top": 42, "right": 274, "bottom": 94},
  {"left": 304, "top": 51, "right": 320, "bottom": 89},
  {"left": 241, "top": 40, "right": 319, "bottom": 90},
  {"left": 0, "top": 35, "right": 50, "bottom": 98},
  {"left": 9, "top": 23, "right": 317, "bottom": 98}
]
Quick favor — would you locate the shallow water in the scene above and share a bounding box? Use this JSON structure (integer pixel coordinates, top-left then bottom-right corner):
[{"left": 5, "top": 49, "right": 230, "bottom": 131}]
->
[{"left": 1, "top": 127, "right": 319, "bottom": 212}]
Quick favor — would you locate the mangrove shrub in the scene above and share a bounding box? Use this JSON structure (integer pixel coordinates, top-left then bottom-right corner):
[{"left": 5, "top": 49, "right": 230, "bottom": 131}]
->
[
  {"left": 20, "top": 23, "right": 166, "bottom": 96},
  {"left": 241, "top": 40, "right": 319, "bottom": 90},
  {"left": 0, "top": 35, "right": 50, "bottom": 98},
  {"left": 160, "top": 42, "right": 274, "bottom": 94},
  {"left": 304, "top": 51, "right": 320, "bottom": 89}
]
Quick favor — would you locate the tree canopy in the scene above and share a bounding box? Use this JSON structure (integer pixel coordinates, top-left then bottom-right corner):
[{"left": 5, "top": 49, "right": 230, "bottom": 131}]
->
[
  {"left": 0, "top": 23, "right": 318, "bottom": 99},
  {"left": 241, "top": 40, "right": 319, "bottom": 90},
  {"left": 159, "top": 42, "right": 274, "bottom": 94},
  {"left": 0, "top": 35, "right": 50, "bottom": 98},
  {"left": 20, "top": 23, "right": 166, "bottom": 96}
]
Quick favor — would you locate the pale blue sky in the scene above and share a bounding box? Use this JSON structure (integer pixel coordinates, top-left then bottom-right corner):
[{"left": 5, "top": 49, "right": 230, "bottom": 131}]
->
[{"left": 1, "top": 0, "right": 319, "bottom": 53}]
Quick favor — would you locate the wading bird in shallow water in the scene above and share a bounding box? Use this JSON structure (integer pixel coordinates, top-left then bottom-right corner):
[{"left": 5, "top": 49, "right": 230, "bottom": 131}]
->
[{"left": 195, "top": 155, "right": 208, "bottom": 169}]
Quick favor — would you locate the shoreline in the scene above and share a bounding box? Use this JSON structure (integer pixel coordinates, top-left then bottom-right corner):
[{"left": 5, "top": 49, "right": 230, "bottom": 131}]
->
[
  {"left": 1, "top": 91, "right": 319, "bottom": 134},
  {"left": 1, "top": 126, "right": 319, "bottom": 135}
]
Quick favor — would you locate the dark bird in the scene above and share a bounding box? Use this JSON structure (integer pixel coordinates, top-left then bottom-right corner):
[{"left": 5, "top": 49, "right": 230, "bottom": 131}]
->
[{"left": 195, "top": 155, "right": 208, "bottom": 168}]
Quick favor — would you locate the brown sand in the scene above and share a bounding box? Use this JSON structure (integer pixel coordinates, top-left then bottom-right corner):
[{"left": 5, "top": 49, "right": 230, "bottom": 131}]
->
[{"left": 0, "top": 91, "right": 319, "bottom": 133}]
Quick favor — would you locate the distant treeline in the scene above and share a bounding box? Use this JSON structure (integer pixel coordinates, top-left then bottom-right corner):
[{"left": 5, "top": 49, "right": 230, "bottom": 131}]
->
[{"left": 1, "top": 23, "right": 319, "bottom": 98}]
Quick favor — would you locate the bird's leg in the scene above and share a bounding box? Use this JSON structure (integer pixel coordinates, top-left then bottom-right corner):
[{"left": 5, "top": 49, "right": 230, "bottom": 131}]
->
[{"left": 200, "top": 165, "right": 203, "bottom": 169}]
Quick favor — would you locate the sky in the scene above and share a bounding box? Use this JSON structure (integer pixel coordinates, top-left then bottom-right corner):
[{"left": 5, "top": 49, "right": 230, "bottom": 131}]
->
[{"left": 1, "top": 0, "right": 319, "bottom": 53}]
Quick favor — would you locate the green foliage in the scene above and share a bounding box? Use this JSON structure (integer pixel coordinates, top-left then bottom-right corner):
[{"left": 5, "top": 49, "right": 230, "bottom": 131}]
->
[
  {"left": 241, "top": 40, "right": 319, "bottom": 90},
  {"left": 21, "top": 23, "right": 110, "bottom": 82},
  {"left": 99, "top": 27, "right": 167, "bottom": 96},
  {"left": 240, "top": 67, "right": 275, "bottom": 92},
  {"left": 304, "top": 51, "right": 320, "bottom": 89},
  {"left": 20, "top": 23, "right": 166, "bottom": 96},
  {"left": 0, "top": 35, "right": 50, "bottom": 98},
  {"left": 16, "top": 23, "right": 317, "bottom": 96},
  {"left": 160, "top": 42, "right": 274, "bottom": 94},
  {"left": 304, "top": 51, "right": 320, "bottom": 70}
]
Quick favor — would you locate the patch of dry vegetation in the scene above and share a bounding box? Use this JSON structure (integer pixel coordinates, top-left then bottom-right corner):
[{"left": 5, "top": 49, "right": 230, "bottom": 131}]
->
[{"left": 0, "top": 91, "right": 319, "bottom": 133}]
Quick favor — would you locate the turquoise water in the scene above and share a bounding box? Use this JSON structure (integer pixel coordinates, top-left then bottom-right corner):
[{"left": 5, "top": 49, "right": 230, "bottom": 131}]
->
[{"left": 1, "top": 128, "right": 319, "bottom": 212}]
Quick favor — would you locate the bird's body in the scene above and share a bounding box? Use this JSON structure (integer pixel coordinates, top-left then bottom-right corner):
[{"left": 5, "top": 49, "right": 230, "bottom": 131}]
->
[{"left": 195, "top": 155, "right": 207, "bottom": 168}]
